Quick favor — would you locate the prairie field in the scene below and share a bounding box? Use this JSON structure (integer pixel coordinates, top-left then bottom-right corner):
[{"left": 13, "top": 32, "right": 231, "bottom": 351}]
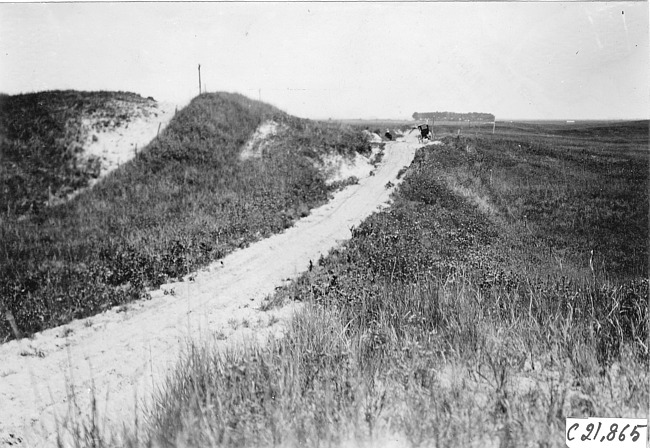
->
[
  {"left": 0, "top": 92, "right": 370, "bottom": 340},
  {"left": 124, "top": 120, "right": 648, "bottom": 447}
]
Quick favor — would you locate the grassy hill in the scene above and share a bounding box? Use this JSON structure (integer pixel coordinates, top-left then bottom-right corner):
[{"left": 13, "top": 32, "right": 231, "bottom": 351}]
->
[
  {"left": 0, "top": 90, "right": 158, "bottom": 216},
  {"left": 0, "top": 92, "right": 370, "bottom": 340}
]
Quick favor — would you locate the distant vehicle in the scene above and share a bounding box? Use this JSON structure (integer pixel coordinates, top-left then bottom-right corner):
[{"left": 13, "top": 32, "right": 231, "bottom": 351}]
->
[
  {"left": 385, "top": 129, "right": 393, "bottom": 141},
  {"left": 417, "top": 124, "right": 432, "bottom": 143}
]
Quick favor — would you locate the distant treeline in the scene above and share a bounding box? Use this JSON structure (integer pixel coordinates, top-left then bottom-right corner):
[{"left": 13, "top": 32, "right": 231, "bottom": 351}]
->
[{"left": 413, "top": 112, "right": 495, "bottom": 122}]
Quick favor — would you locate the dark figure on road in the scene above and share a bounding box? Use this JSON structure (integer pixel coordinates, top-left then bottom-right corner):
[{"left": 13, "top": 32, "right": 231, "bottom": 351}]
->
[
  {"left": 417, "top": 124, "right": 431, "bottom": 142},
  {"left": 385, "top": 129, "right": 393, "bottom": 141}
]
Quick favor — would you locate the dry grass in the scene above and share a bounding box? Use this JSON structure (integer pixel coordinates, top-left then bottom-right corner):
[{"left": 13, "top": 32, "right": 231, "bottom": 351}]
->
[{"left": 65, "top": 121, "right": 649, "bottom": 447}]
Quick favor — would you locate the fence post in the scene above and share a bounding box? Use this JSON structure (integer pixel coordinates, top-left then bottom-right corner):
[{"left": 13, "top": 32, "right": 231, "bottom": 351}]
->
[{"left": 5, "top": 310, "right": 22, "bottom": 340}]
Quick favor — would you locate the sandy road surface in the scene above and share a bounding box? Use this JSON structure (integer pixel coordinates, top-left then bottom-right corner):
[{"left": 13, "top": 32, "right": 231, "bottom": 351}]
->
[{"left": 0, "top": 134, "right": 422, "bottom": 447}]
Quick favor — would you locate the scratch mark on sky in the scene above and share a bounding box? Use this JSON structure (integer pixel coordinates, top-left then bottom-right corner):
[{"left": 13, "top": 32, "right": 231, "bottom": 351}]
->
[{"left": 586, "top": 11, "right": 603, "bottom": 49}]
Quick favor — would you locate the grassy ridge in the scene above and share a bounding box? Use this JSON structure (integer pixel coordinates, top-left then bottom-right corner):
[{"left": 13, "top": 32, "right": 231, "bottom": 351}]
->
[
  {"left": 0, "top": 90, "right": 155, "bottom": 216},
  {"left": 137, "top": 123, "right": 648, "bottom": 447},
  {"left": 0, "top": 92, "right": 370, "bottom": 340}
]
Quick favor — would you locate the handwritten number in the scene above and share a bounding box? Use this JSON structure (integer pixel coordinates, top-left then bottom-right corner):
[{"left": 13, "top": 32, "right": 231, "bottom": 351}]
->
[
  {"left": 606, "top": 423, "right": 619, "bottom": 441},
  {"left": 618, "top": 424, "right": 630, "bottom": 441},
  {"left": 630, "top": 424, "right": 647, "bottom": 442},
  {"left": 568, "top": 420, "right": 646, "bottom": 444},
  {"left": 593, "top": 421, "right": 602, "bottom": 440}
]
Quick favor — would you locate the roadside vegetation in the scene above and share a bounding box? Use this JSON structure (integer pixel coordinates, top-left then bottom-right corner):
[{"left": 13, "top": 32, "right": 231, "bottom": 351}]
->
[
  {"left": 340, "top": 119, "right": 413, "bottom": 139},
  {"left": 0, "top": 92, "right": 370, "bottom": 340},
  {"left": 125, "top": 121, "right": 648, "bottom": 447}
]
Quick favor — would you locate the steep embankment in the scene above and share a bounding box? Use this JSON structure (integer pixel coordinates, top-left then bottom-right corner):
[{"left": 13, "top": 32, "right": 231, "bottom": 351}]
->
[
  {"left": 0, "top": 92, "right": 370, "bottom": 341},
  {"left": 0, "top": 91, "right": 176, "bottom": 215},
  {"left": 0, "top": 132, "right": 420, "bottom": 448}
]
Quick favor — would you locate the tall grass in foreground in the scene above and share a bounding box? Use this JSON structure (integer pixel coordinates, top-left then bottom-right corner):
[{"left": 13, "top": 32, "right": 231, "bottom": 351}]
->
[
  {"left": 73, "top": 123, "right": 648, "bottom": 447},
  {"left": 142, "top": 278, "right": 647, "bottom": 447},
  {"left": 0, "top": 92, "right": 370, "bottom": 340}
]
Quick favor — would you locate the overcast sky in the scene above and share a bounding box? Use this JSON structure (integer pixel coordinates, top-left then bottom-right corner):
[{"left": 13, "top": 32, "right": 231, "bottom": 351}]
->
[{"left": 1, "top": 2, "right": 648, "bottom": 120}]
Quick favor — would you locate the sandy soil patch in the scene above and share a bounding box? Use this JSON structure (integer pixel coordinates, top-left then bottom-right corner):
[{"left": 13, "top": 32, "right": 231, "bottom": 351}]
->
[
  {"left": 54, "top": 100, "right": 180, "bottom": 206},
  {"left": 362, "top": 129, "right": 383, "bottom": 144},
  {"left": 241, "top": 120, "right": 384, "bottom": 185},
  {"left": 0, "top": 133, "right": 422, "bottom": 448},
  {"left": 240, "top": 120, "right": 287, "bottom": 161},
  {"left": 82, "top": 101, "right": 178, "bottom": 178},
  {"left": 318, "top": 146, "right": 383, "bottom": 185}
]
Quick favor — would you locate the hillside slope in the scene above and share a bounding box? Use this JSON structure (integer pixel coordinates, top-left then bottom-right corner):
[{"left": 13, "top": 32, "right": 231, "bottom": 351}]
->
[
  {"left": 0, "top": 92, "right": 370, "bottom": 340},
  {"left": 0, "top": 132, "right": 419, "bottom": 448},
  {"left": 0, "top": 90, "right": 174, "bottom": 216}
]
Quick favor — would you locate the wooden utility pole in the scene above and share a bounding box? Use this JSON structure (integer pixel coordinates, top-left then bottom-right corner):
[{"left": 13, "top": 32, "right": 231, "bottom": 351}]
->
[{"left": 198, "top": 64, "right": 202, "bottom": 95}]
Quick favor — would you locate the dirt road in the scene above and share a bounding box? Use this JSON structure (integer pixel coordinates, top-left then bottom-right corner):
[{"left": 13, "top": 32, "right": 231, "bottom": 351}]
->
[{"left": 0, "top": 133, "right": 422, "bottom": 447}]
